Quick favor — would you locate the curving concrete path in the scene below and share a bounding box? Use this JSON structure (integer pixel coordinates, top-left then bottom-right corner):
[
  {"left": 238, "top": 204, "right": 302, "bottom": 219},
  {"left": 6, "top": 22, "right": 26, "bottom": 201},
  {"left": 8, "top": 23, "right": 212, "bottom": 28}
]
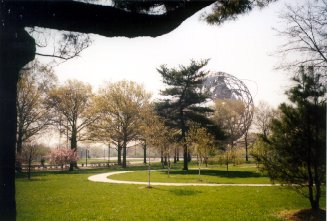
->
[{"left": 88, "top": 171, "right": 280, "bottom": 187}]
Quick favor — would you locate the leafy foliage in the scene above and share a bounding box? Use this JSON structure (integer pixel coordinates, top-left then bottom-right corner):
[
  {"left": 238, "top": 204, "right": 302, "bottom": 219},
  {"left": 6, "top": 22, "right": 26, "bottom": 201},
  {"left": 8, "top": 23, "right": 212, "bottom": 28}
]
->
[
  {"left": 213, "top": 99, "right": 246, "bottom": 142},
  {"left": 46, "top": 80, "right": 96, "bottom": 148},
  {"left": 91, "top": 80, "right": 151, "bottom": 167},
  {"left": 156, "top": 59, "right": 220, "bottom": 170},
  {"left": 204, "top": 0, "right": 276, "bottom": 25},
  {"left": 186, "top": 123, "right": 215, "bottom": 176},
  {"left": 253, "top": 67, "right": 326, "bottom": 209},
  {"left": 50, "top": 148, "right": 79, "bottom": 171}
]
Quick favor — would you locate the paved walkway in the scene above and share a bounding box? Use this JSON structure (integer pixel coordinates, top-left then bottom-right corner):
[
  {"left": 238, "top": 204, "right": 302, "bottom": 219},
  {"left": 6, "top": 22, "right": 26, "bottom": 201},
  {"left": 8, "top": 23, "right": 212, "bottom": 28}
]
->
[{"left": 88, "top": 171, "right": 280, "bottom": 187}]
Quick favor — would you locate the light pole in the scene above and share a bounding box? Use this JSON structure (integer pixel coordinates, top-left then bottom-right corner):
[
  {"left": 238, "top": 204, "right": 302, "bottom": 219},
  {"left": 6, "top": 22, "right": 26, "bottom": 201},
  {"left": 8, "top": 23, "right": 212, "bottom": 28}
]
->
[
  {"left": 108, "top": 143, "right": 111, "bottom": 166},
  {"left": 85, "top": 148, "right": 88, "bottom": 167},
  {"left": 148, "top": 141, "right": 151, "bottom": 188}
]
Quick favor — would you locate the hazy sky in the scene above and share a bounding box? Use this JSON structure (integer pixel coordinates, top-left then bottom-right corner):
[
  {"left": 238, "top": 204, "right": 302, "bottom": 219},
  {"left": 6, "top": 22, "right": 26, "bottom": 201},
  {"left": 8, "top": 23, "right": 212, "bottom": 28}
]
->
[{"left": 50, "top": 0, "right": 299, "bottom": 108}]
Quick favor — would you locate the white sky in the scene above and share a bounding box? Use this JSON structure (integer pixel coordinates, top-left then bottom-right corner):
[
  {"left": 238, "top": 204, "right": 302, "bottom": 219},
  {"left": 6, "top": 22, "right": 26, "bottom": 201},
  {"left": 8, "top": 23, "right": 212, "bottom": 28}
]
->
[{"left": 49, "top": 0, "right": 300, "bottom": 108}]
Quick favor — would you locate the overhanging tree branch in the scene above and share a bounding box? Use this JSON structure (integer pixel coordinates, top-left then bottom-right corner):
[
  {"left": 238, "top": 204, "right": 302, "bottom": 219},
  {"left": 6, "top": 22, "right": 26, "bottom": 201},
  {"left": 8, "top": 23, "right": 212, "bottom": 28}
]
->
[{"left": 5, "top": 0, "right": 216, "bottom": 38}]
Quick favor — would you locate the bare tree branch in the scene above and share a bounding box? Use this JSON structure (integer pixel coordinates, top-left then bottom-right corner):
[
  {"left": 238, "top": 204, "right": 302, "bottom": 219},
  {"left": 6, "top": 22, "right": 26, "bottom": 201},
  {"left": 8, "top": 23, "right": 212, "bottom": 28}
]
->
[{"left": 274, "top": 0, "right": 327, "bottom": 73}]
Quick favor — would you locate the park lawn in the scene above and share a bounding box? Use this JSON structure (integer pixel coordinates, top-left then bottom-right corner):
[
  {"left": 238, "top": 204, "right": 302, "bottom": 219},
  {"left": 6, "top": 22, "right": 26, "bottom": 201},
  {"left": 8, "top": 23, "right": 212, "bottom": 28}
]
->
[
  {"left": 16, "top": 166, "right": 326, "bottom": 221},
  {"left": 109, "top": 164, "right": 272, "bottom": 184}
]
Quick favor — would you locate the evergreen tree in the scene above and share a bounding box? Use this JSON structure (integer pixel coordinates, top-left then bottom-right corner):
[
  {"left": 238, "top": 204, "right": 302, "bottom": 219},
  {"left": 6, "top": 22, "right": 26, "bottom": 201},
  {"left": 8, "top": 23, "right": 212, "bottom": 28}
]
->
[
  {"left": 253, "top": 66, "right": 326, "bottom": 210},
  {"left": 156, "top": 59, "right": 222, "bottom": 171}
]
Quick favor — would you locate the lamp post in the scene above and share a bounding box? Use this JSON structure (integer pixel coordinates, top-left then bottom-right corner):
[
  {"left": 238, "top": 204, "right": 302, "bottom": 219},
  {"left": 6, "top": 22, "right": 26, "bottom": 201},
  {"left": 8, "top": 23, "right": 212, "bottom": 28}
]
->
[
  {"left": 85, "top": 148, "right": 88, "bottom": 167},
  {"left": 148, "top": 141, "right": 151, "bottom": 188},
  {"left": 108, "top": 143, "right": 111, "bottom": 166}
]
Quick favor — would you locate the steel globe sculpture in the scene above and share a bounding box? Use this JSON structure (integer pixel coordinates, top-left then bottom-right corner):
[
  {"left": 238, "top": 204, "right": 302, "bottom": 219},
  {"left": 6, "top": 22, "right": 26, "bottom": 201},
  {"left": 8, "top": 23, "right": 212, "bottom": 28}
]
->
[{"left": 203, "top": 72, "right": 254, "bottom": 140}]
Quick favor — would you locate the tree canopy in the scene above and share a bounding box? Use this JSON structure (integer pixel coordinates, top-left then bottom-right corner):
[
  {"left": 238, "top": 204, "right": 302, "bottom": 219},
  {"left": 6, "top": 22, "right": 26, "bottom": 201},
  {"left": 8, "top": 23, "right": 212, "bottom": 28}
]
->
[
  {"left": 16, "top": 61, "right": 57, "bottom": 155},
  {"left": 92, "top": 80, "right": 151, "bottom": 168},
  {"left": 253, "top": 67, "right": 326, "bottom": 210},
  {"left": 156, "top": 59, "right": 222, "bottom": 170},
  {"left": 46, "top": 80, "right": 97, "bottom": 170}
]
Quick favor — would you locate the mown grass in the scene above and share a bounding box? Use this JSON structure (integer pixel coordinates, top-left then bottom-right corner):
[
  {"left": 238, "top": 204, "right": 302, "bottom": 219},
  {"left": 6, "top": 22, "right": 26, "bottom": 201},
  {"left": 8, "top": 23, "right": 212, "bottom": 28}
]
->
[
  {"left": 109, "top": 164, "right": 271, "bottom": 184},
  {"left": 16, "top": 164, "right": 326, "bottom": 221}
]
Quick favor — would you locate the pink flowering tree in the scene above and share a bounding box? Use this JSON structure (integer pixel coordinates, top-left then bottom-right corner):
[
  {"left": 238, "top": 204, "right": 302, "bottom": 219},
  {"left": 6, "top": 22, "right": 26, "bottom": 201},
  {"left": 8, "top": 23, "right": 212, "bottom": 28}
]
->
[{"left": 50, "top": 148, "right": 79, "bottom": 171}]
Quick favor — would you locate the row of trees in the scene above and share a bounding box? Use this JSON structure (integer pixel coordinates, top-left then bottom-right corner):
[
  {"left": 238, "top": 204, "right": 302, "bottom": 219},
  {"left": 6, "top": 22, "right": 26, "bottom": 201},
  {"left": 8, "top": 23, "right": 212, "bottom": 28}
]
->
[{"left": 18, "top": 58, "right": 261, "bottom": 173}]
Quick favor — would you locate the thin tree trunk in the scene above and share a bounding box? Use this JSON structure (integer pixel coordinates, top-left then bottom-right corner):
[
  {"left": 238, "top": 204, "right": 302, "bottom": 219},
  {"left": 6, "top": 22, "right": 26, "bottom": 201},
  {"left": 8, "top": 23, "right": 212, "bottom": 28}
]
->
[
  {"left": 167, "top": 156, "right": 171, "bottom": 177},
  {"left": 28, "top": 157, "right": 32, "bottom": 180},
  {"left": 226, "top": 152, "right": 229, "bottom": 172},
  {"left": 187, "top": 152, "right": 191, "bottom": 162},
  {"left": 307, "top": 155, "right": 316, "bottom": 209},
  {"left": 183, "top": 143, "right": 188, "bottom": 171},
  {"left": 311, "top": 154, "right": 321, "bottom": 210},
  {"left": 122, "top": 137, "right": 127, "bottom": 168},
  {"left": 143, "top": 141, "right": 147, "bottom": 164},
  {"left": 244, "top": 131, "right": 249, "bottom": 162},
  {"left": 117, "top": 143, "right": 122, "bottom": 165},
  {"left": 180, "top": 109, "right": 188, "bottom": 171},
  {"left": 198, "top": 154, "right": 201, "bottom": 178},
  {"left": 173, "top": 147, "right": 177, "bottom": 164},
  {"left": 148, "top": 152, "right": 151, "bottom": 188},
  {"left": 312, "top": 104, "right": 322, "bottom": 210}
]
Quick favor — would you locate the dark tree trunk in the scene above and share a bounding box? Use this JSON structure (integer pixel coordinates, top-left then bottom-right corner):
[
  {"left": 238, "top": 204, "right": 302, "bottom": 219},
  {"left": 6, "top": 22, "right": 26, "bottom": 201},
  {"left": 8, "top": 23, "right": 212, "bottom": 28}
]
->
[
  {"left": 117, "top": 143, "right": 122, "bottom": 165},
  {"left": 187, "top": 152, "right": 191, "bottom": 162},
  {"left": 143, "top": 142, "right": 147, "bottom": 164},
  {"left": 181, "top": 110, "right": 188, "bottom": 171},
  {"left": 69, "top": 127, "right": 77, "bottom": 171},
  {"left": 177, "top": 147, "right": 179, "bottom": 161},
  {"left": 122, "top": 136, "right": 127, "bottom": 168},
  {"left": 173, "top": 147, "right": 177, "bottom": 164},
  {"left": 0, "top": 27, "right": 35, "bottom": 221},
  {"left": 16, "top": 129, "right": 23, "bottom": 154},
  {"left": 244, "top": 131, "right": 249, "bottom": 162},
  {"left": 183, "top": 143, "right": 188, "bottom": 171},
  {"left": 27, "top": 156, "right": 32, "bottom": 180}
]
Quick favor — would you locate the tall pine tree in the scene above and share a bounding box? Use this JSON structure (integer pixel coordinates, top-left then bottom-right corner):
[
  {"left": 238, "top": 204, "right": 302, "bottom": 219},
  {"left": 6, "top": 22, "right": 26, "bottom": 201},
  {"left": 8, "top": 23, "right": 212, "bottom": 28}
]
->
[
  {"left": 156, "top": 59, "right": 222, "bottom": 171},
  {"left": 253, "top": 66, "right": 326, "bottom": 210}
]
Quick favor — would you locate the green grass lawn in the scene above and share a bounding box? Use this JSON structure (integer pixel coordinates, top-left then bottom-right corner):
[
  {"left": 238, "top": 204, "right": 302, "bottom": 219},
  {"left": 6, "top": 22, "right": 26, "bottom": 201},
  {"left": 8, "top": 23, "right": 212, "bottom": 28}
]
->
[
  {"left": 16, "top": 164, "right": 326, "bottom": 221},
  {"left": 109, "top": 164, "right": 272, "bottom": 184},
  {"left": 77, "top": 158, "right": 116, "bottom": 164}
]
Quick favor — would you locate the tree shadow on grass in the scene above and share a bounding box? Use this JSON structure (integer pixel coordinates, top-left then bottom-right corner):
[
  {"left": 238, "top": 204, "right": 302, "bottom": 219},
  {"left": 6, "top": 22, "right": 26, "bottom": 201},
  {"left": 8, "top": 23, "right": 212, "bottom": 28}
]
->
[
  {"left": 167, "top": 169, "right": 263, "bottom": 178},
  {"left": 279, "top": 209, "right": 326, "bottom": 221},
  {"left": 154, "top": 187, "right": 202, "bottom": 196},
  {"left": 168, "top": 189, "right": 202, "bottom": 196}
]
